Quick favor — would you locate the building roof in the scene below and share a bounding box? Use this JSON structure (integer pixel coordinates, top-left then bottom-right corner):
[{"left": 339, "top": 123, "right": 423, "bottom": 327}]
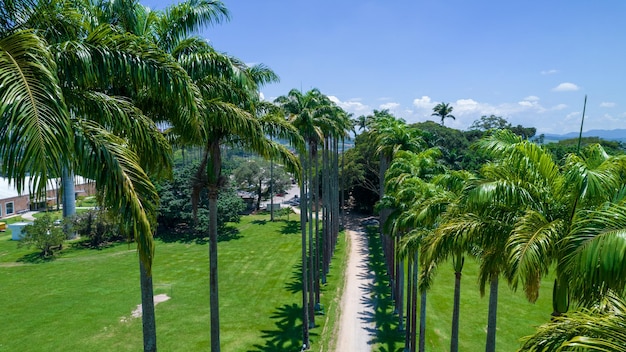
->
[{"left": 0, "top": 176, "right": 91, "bottom": 200}]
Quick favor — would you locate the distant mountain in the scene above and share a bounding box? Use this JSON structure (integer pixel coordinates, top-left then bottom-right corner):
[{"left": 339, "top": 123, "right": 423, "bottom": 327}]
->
[{"left": 543, "top": 129, "right": 626, "bottom": 142}]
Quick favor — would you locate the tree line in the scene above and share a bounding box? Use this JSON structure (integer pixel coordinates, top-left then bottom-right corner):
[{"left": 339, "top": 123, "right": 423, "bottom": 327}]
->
[{"left": 344, "top": 107, "right": 626, "bottom": 351}]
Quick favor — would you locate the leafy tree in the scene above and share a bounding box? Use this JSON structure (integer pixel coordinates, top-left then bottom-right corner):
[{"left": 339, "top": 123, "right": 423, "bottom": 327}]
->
[
  {"left": 341, "top": 130, "right": 380, "bottom": 213},
  {"left": 232, "top": 157, "right": 291, "bottom": 210},
  {"left": 12, "top": 1, "right": 216, "bottom": 350},
  {"left": 71, "top": 209, "right": 123, "bottom": 248},
  {"left": 411, "top": 121, "right": 477, "bottom": 171},
  {"left": 468, "top": 115, "right": 536, "bottom": 140},
  {"left": 157, "top": 162, "right": 245, "bottom": 235},
  {"left": 431, "top": 102, "right": 455, "bottom": 126},
  {"left": 189, "top": 60, "right": 299, "bottom": 352},
  {"left": 18, "top": 214, "right": 66, "bottom": 258},
  {"left": 469, "top": 115, "right": 511, "bottom": 131}
]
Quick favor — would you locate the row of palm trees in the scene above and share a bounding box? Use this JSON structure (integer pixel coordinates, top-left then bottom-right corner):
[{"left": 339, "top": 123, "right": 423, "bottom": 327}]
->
[
  {"left": 274, "top": 88, "right": 353, "bottom": 348},
  {"left": 369, "top": 110, "right": 626, "bottom": 351},
  {"left": 1, "top": 0, "right": 353, "bottom": 351}
]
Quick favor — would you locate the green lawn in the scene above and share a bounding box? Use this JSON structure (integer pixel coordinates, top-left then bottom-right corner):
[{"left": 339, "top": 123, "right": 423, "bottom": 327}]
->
[
  {"left": 367, "top": 229, "right": 555, "bottom": 352},
  {"left": 0, "top": 214, "right": 346, "bottom": 351}
]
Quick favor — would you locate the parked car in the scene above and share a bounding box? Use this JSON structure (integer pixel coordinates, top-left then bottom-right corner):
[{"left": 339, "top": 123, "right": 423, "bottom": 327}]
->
[{"left": 360, "top": 217, "right": 379, "bottom": 227}]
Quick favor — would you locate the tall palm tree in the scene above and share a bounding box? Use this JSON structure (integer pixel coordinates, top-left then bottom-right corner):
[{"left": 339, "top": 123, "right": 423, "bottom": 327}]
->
[
  {"left": 418, "top": 170, "right": 476, "bottom": 352},
  {"left": 369, "top": 111, "right": 424, "bottom": 312},
  {"left": 14, "top": 2, "right": 208, "bottom": 350},
  {"left": 383, "top": 148, "right": 444, "bottom": 351},
  {"left": 431, "top": 102, "right": 455, "bottom": 126},
  {"left": 190, "top": 63, "right": 300, "bottom": 352},
  {"left": 275, "top": 88, "right": 335, "bottom": 348}
]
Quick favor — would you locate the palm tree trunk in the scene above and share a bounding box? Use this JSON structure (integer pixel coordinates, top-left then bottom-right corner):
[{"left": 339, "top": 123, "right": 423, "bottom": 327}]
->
[
  {"left": 209, "top": 195, "right": 220, "bottom": 352},
  {"left": 300, "top": 154, "right": 310, "bottom": 348},
  {"left": 450, "top": 253, "right": 464, "bottom": 352},
  {"left": 411, "top": 253, "right": 419, "bottom": 352},
  {"left": 207, "top": 141, "right": 222, "bottom": 352},
  {"left": 313, "top": 146, "right": 321, "bottom": 307},
  {"left": 485, "top": 276, "right": 499, "bottom": 352},
  {"left": 405, "top": 256, "right": 413, "bottom": 351},
  {"left": 340, "top": 138, "right": 345, "bottom": 229},
  {"left": 398, "top": 258, "right": 404, "bottom": 330},
  {"left": 62, "top": 167, "right": 76, "bottom": 238},
  {"left": 418, "top": 289, "right": 426, "bottom": 352},
  {"left": 139, "top": 259, "right": 157, "bottom": 352},
  {"left": 270, "top": 157, "right": 274, "bottom": 221},
  {"left": 307, "top": 146, "right": 315, "bottom": 326}
]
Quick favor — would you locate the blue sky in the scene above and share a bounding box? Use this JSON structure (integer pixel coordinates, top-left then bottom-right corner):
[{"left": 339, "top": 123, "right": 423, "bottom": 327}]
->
[{"left": 144, "top": 0, "right": 625, "bottom": 134}]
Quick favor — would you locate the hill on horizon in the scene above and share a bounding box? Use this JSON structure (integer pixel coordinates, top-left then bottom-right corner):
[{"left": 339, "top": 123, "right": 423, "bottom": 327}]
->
[{"left": 542, "top": 128, "right": 626, "bottom": 142}]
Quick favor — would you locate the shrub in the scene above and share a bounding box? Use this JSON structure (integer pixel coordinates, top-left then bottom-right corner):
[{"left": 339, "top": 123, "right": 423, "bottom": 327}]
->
[
  {"left": 71, "top": 209, "right": 123, "bottom": 248},
  {"left": 18, "top": 214, "right": 66, "bottom": 257}
]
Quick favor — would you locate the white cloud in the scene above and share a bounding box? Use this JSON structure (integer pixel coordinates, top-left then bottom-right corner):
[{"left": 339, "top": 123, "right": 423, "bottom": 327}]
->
[
  {"left": 259, "top": 92, "right": 265, "bottom": 101},
  {"left": 541, "top": 69, "right": 559, "bottom": 75},
  {"left": 600, "top": 102, "right": 616, "bottom": 108},
  {"left": 518, "top": 101, "right": 534, "bottom": 107},
  {"left": 379, "top": 102, "right": 400, "bottom": 110},
  {"left": 412, "top": 96, "right": 436, "bottom": 109},
  {"left": 524, "top": 95, "right": 540, "bottom": 101},
  {"left": 328, "top": 95, "right": 370, "bottom": 113},
  {"left": 552, "top": 82, "right": 580, "bottom": 92},
  {"left": 551, "top": 104, "right": 568, "bottom": 110}
]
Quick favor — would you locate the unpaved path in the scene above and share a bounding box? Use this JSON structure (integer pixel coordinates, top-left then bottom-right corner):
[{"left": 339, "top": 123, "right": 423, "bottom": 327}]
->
[{"left": 335, "top": 222, "right": 375, "bottom": 351}]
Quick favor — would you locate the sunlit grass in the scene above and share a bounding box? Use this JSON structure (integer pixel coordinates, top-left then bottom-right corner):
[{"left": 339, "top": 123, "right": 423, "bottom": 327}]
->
[{"left": 0, "top": 213, "right": 347, "bottom": 351}]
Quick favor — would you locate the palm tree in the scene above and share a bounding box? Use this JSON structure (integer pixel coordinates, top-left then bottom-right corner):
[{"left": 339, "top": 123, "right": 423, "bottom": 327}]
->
[
  {"left": 14, "top": 2, "right": 209, "bottom": 350},
  {"left": 383, "top": 148, "right": 444, "bottom": 351},
  {"left": 0, "top": 1, "right": 72, "bottom": 204},
  {"left": 431, "top": 102, "right": 455, "bottom": 126},
  {"left": 369, "top": 111, "right": 424, "bottom": 313},
  {"left": 474, "top": 131, "right": 626, "bottom": 317},
  {"left": 255, "top": 101, "right": 304, "bottom": 221},
  {"left": 189, "top": 63, "right": 299, "bottom": 352},
  {"left": 519, "top": 292, "right": 626, "bottom": 351},
  {"left": 275, "top": 88, "right": 336, "bottom": 348},
  {"left": 418, "top": 169, "right": 476, "bottom": 352}
]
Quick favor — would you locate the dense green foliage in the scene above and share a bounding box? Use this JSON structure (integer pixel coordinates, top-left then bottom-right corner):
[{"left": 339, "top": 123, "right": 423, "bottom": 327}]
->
[
  {"left": 543, "top": 136, "right": 625, "bottom": 164},
  {"left": 156, "top": 163, "right": 245, "bottom": 236},
  {"left": 71, "top": 209, "right": 123, "bottom": 248}
]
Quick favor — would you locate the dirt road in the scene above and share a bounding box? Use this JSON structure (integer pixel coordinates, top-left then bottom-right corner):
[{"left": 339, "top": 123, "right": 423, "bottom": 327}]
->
[{"left": 334, "top": 224, "right": 375, "bottom": 351}]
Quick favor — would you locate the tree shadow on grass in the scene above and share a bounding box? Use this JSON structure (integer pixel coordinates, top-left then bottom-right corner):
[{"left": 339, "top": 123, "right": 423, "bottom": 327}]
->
[
  {"left": 217, "top": 225, "right": 242, "bottom": 242},
  {"left": 285, "top": 262, "right": 304, "bottom": 294},
  {"left": 248, "top": 303, "right": 317, "bottom": 352},
  {"left": 16, "top": 252, "right": 55, "bottom": 264},
  {"left": 359, "top": 228, "right": 405, "bottom": 352},
  {"left": 280, "top": 220, "right": 300, "bottom": 235},
  {"left": 155, "top": 225, "right": 241, "bottom": 244}
]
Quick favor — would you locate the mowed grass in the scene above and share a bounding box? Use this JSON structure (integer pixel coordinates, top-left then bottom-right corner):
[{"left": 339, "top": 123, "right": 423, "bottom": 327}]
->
[
  {"left": 367, "top": 229, "right": 555, "bottom": 352},
  {"left": 0, "top": 213, "right": 347, "bottom": 352}
]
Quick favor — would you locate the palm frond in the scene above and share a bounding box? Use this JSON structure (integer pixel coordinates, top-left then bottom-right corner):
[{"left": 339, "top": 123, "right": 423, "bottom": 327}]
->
[
  {"left": 0, "top": 29, "right": 72, "bottom": 194},
  {"left": 74, "top": 119, "right": 157, "bottom": 273}
]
